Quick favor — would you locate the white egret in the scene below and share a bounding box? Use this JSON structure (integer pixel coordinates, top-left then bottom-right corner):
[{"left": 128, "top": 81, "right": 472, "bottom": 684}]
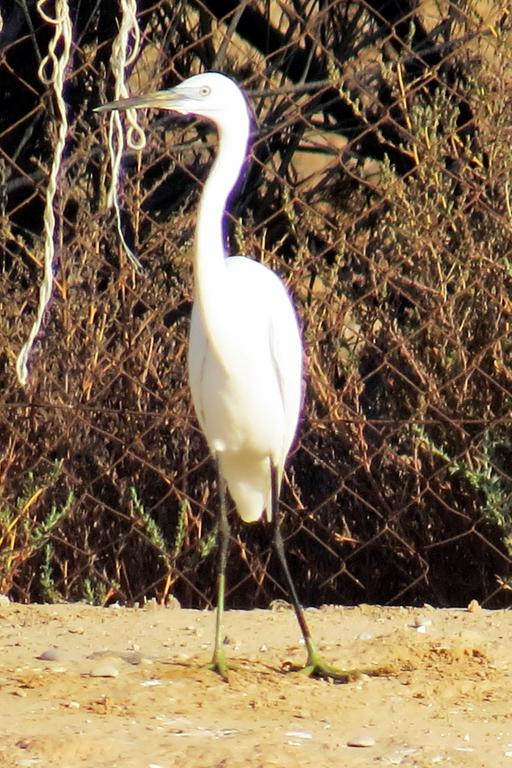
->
[{"left": 97, "top": 72, "right": 355, "bottom": 682}]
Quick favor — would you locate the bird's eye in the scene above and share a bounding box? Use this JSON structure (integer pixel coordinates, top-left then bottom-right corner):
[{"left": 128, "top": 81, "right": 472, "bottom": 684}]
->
[{"left": 199, "top": 85, "right": 211, "bottom": 97}]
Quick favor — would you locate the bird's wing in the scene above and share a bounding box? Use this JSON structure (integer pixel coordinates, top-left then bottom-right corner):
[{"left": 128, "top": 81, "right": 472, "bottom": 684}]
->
[
  {"left": 268, "top": 283, "right": 303, "bottom": 462},
  {"left": 225, "top": 256, "right": 303, "bottom": 462}
]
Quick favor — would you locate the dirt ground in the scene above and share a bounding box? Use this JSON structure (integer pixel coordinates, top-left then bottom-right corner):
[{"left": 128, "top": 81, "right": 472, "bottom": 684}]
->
[{"left": 0, "top": 600, "right": 511, "bottom": 767}]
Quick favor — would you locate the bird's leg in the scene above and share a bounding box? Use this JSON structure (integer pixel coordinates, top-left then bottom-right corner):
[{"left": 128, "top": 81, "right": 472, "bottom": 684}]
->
[
  {"left": 270, "top": 462, "right": 359, "bottom": 683},
  {"left": 211, "top": 458, "right": 230, "bottom": 680}
]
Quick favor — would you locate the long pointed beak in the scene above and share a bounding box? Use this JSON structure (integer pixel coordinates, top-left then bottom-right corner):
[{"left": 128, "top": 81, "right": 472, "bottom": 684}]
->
[{"left": 95, "top": 89, "right": 181, "bottom": 114}]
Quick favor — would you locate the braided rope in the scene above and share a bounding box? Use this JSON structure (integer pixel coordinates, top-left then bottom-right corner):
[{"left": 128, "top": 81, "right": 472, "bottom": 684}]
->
[
  {"left": 106, "top": 0, "right": 145, "bottom": 274},
  {"left": 16, "top": 0, "right": 72, "bottom": 386}
]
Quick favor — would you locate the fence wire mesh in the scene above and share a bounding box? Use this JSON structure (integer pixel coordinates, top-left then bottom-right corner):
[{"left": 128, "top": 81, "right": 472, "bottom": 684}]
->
[{"left": 1, "top": 0, "right": 511, "bottom": 609}]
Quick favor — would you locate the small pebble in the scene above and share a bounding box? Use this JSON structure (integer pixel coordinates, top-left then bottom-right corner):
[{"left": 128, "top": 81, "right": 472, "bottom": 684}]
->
[
  {"left": 467, "top": 599, "right": 481, "bottom": 613},
  {"left": 68, "top": 626, "right": 84, "bottom": 635},
  {"left": 412, "top": 616, "right": 432, "bottom": 629},
  {"left": 356, "top": 632, "right": 373, "bottom": 641},
  {"left": 285, "top": 730, "right": 312, "bottom": 739},
  {"left": 16, "top": 739, "right": 31, "bottom": 749},
  {"left": 270, "top": 599, "right": 292, "bottom": 612},
  {"left": 90, "top": 661, "right": 119, "bottom": 678},
  {"left": 0, "top": 594, "right": 10, "bottom": 606},
  {"left": 165, "top": 595, "right": 181, "bottom": 609},
  {"left": 347, "top": 734, "right": 376, "bottom": 748},
  {"left": 384, "top": 746, "right": 418, "bottom": 763},
  {"left": 37, "top": 647, "right": 63, "bottom": 662},
  {"left": 122, "top": 651, "right": 144, "bottom": 665}
]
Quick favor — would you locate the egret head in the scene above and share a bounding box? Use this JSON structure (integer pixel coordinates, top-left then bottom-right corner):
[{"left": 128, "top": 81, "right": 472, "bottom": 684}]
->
[{"left": 96, "top": 72, "right": 250, "bottom": 129}]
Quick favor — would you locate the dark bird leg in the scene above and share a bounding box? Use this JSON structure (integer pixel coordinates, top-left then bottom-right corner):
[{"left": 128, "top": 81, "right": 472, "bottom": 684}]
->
[
  {"left": 270, "top": 460, "right": 359, "bottom": 682},
  {"left": 211, "top": 457, "right": 230, "bottom": 680}
]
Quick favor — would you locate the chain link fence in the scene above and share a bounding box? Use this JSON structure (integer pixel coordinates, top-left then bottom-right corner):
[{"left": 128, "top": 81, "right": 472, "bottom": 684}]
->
[{"left": 1, "top": 0, "right": 511, "bottom": 609}]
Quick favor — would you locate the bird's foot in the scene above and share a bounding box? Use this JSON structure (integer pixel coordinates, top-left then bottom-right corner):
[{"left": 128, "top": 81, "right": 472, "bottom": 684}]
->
[
  {"left": 301, "top": 656, "right": 361, "bottom": 683},
  {"left": 290, "top": 640, "right": 362, "bottom": 683},
  {"left": 209, "top": 649, "right": 230, "bottom": 682}
]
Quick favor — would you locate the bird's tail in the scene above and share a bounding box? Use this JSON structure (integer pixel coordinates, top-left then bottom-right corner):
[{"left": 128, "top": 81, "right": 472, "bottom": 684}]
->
[{"left": 219, "top": 454, "right": 280, "bottom": 523}]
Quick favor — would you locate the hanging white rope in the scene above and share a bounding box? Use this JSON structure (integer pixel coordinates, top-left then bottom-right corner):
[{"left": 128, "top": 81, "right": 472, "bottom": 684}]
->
[
  {"left": 16, "top": 0, "right": 72, "bottom": 386},
  {"left": 106, "top": 0, "right": 145, "bottom": 274}
]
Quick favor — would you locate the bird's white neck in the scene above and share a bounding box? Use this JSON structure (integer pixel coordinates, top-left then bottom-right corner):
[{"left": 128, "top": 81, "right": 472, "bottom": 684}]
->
[{"left": 193, "top": 108, "right": 250, "bottom": 367}]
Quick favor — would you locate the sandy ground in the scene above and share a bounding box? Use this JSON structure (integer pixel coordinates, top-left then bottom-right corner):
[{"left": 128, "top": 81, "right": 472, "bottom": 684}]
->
[{"left": 0, "top": 600, "right": 511, "bottom": 767}]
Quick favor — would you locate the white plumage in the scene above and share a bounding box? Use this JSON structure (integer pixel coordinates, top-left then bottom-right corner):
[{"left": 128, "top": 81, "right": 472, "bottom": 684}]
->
[
  {"left": 189, "top": 255, "right": 302, "bottom": 522},
  {"left": 177, "top": 74, "right": 302, "bottom": 524},
  {"left": 98, "top": 72, "right": 354, "bottom": 681}
]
